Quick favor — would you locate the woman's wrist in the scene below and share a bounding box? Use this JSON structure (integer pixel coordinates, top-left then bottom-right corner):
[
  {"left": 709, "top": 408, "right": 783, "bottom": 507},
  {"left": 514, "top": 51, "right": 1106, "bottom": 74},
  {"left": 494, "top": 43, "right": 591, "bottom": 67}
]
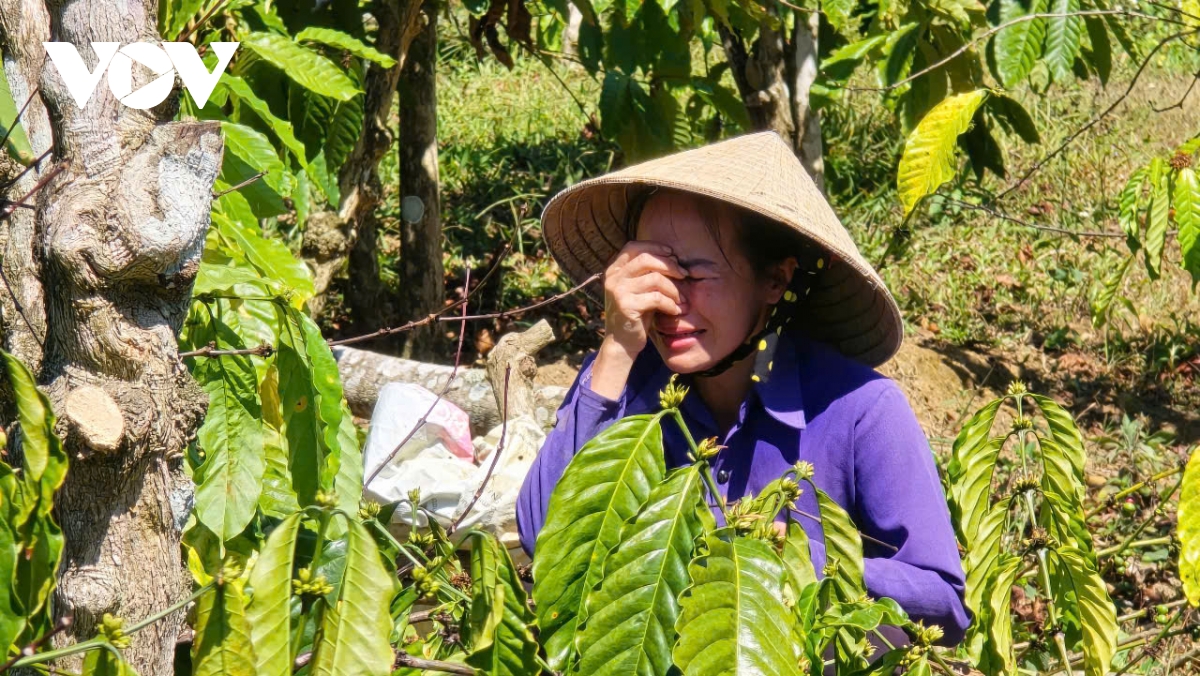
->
[{"left": 590, "top": 336, "right": 640, "bottom": 400}]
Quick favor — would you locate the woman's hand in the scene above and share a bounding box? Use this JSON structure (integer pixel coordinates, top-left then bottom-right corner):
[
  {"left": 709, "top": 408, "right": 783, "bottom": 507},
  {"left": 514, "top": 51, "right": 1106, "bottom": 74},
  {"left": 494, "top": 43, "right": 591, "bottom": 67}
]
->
[{"left": 589, "top": 241, "right": 687, "bottom": 400}]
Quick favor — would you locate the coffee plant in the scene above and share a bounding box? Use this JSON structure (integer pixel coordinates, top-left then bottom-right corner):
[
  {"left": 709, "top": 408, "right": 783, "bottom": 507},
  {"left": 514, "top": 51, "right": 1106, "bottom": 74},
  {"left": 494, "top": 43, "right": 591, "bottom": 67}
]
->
[{"left": 1, "top": 348, "right": 1197, "bottom": 674}]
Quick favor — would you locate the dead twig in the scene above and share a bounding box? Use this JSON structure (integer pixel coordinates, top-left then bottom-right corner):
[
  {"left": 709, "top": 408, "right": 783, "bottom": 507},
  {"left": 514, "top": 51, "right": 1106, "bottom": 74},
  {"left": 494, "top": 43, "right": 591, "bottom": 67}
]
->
[
  {"left": 996, "top": 29, "right": 1198, "bottom": 201},
  {"left": 364, "top": 269, "right": 473, "bottom": 487},
  {"left": 177, "top": 0, "right": 230, "bottom": 42},
  {"left": 942, "top": 197, "right": 1162, "bottom": 239},
  {"left": 435, "top": 273, "right": 601, "bottom": 324},
  {"left": 327, "top": 242, "right": 512, "bottom": 348},
  {"left": 451, "top": 365, "right": 510, "bottom": 535},
  {"left": 178, "top": 342, "right": 274, "bottom": 359},
  {"left": 212, "top": 170, "right": 266, "bottom": 199},
  {"left": 394, "top": 652, "right": 475, "bottom": 675}
]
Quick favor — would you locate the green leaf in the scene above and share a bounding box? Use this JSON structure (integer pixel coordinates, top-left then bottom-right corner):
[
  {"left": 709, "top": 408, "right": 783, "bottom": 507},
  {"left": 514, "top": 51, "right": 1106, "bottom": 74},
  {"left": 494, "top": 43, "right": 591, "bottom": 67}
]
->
[
  {"left": 323, "top": 95, "right": 364, "bottom": 184},
  {"left": 1180, "top": 446, "right": 1200, "bottom": 606},
  {"left": 2, "top": 351, "right": 62, "bottom": 484},
  {"left": 1175, "top": 167, "right": 1200, "bottom": 286},
  {"left": 988, "top": 94, "right": 1041, "bottom": 144},
  {"left": 159, "top": 0, "right": 205, "bottom": 40},
  {"left": 1028, "top": 394, "right": 1085, "bottom": 488},
  {"left": 781, "top": 519, "right": 817, "bottom": 593},
  {"left": 241, "top": 33, "right": 360, "bottom": 101},
  {"left": 309, "top": 519, "right": 397, "bottom": 676},
  {"left": 822, "top": 34, "right": 887, "bottom": 82},
  {"left": 1091, "top": 254, "right": 1133, "bottom": 325},
  {"left": 824, "top": 0, "right": 855, "bottom": 33},
  {"left": 879, "top": 23, "right": 921, "bottom": 88},
  {"left": 247, "top": 513, "right": 301, "bottom": 676},
  {"left": 897, "top": 89, "right": 989, "bottom": 215},
  {"left": 193, "top": 304, "right": 265, "bottom": 541},
  {"left": 1053, "top": 546, "right": 1117, "bottom": 676},
  {"left": 531, "top": 413, "right": 668, "bottom": 672},
  {"left": 0, "top": 53, "right": 34, "bottom": 164},
  {"left": 223, "top": 75, "right": 309, "bottom": 167},
  {"left": 1082, "top": 15, "right": 1111, "bottom": 84},
  {"left": 2, "top": 350, "right": 67, "bottom": 622},
  {"left": 1043, "top": 0, "right": 1083, "bottom": 83},
  {"left": 221, "top": 122, "right": 290, "bottom": 199},
  {"left": 296, "top": 27, "right": 397, "bottom": 67},
  {"left": 82, "top": 647, "right": 140, "bottom": 676},
  {"left": 1145, "top": 158, "right": 1170, "bottom": 280},
  {"left": 465, "top": 533, "right": 541, "bottom": 676},
  {"left": 576, "top": 466, "right": 705, "bottom": 675},
  {"left": 211, "top": 213, "right": 315, "bottom": 303},
  {"left": 976, "top": 554, "right": 1021, "bottom": 675},
  {"left": 0, "top": 515, "right": 24, "bottom": 657},
  {"left": 1118, "top": 165, "right": 1148, "bottom": 251},
  {"left": 992, "top": 0, "right": 1047, "bottom": 87},
  {"left": 192, "top": 581, "right": 257, "bottom": 676},
  {"left": 810, "top": 484, "right": 865, "bottom": 598},
  {"left": 673, "top": 535, "right": 802, "bottom": 676}
]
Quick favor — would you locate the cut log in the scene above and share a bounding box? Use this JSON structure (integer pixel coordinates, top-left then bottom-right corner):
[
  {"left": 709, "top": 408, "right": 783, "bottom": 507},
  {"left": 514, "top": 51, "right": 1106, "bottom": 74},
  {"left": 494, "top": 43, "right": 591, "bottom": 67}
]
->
[{"left": 333, "top": 326, "right": 568, "bottom": 434}]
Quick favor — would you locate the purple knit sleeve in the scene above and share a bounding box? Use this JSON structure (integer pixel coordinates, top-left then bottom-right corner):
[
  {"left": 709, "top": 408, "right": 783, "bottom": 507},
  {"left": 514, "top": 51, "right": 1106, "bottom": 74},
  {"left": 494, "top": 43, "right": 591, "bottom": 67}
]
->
[{"left": 851, "top": 380, "right": 972, "bottom": 645}]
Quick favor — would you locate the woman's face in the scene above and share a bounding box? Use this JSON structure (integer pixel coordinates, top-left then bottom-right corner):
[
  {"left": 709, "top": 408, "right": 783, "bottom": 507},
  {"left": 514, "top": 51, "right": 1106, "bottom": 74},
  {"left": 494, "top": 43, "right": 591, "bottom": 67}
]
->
[{"left": 635, "top": 192, "right": 788, "bottom": 374}]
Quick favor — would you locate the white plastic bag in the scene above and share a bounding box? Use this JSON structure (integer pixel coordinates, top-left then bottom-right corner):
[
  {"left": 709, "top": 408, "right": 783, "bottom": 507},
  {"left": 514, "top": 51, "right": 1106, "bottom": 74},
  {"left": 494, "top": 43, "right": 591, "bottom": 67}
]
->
[{"left": 362, "top": 383, "right": 476, "bottom": 526}]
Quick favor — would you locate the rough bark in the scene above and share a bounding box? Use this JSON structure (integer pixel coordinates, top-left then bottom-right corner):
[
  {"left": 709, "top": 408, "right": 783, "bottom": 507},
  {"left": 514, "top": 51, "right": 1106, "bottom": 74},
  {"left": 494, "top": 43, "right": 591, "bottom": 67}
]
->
[
  {"left": 718, "top": 10, "right": 825, "bottom": 190},
  {"left": 395, "top": 0, "right": 445, "bottom": 359},
  {"left": 0, "top": 2, "right": 222, "bottom": 672}
]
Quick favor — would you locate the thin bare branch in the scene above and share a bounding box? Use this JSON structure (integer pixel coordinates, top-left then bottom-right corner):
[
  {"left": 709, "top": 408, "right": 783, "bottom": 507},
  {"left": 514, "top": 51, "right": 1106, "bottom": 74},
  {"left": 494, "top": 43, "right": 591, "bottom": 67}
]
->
[
  {"left": 942, "top": 197, "right": 1161, "bottom": 239},
  {"left": 451, "top": 365, "right": 510, "bottom": 535},
  {"left": 177, "top": 0, "right": 230, "bottom": 42},
  {"left": 997, "top": 29, "right": 1198, "bottom": 200},
  {"left": 178, "top": 342, "right": 274, "bottom": 359},
  {"left": 0, "top": 159, "right": 70, "bottom": 219},
  {"left": 364, "top": 269, "right": 473, "bottom": 487},
  {"left": 327, "top": 242, "right": 512, "bottom": 348},
  {"left": 394, "top": 652, "right": 475, "bottom": 675},
  {"left": 1153, "top": 71, "right": 1200, "bottom": 113},
  {"left": 435, "top": 273, "right": 601, "bottom": 324},
  {"left": 212, "top": 170, "right": 266, "bottom": 199}
]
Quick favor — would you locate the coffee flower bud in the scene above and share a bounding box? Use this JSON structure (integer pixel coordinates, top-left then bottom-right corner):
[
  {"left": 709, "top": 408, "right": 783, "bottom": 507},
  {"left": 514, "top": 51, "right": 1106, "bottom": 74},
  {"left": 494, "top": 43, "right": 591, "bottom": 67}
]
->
[
  {"left": 659, "top": 374, "right": 689, "bottom": 410},
  {"left": 315, "top": 490, "right": 339, "bottom": 509},
  {"left": 696, "top": 436, "right": 723, "bottom": 460},
  {"left": 99, "top": 613, "right": 131, "bottom": 649},
  {"left": 793, "top": 461, "right": 815, "bottom": 481},
  {"left": 1006, "top": 381, "right": 1028, "bottom": 397},
  {"left": 359, "top": 499, "right": 381, "bottom": 520},
  {"left": 779, "top": 478, "right": 801, "bottom": 502},
  {"left": 408, "top": 488, "right": 422, "bottom": 506}
]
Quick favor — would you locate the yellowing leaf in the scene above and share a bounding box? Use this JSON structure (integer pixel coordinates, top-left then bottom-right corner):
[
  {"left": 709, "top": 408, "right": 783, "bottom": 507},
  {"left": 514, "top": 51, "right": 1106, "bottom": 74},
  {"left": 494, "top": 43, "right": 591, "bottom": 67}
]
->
[
  {"left": 1180, "top": 446, "right": 1200, "bottom": 606},
  {"left": 897, "top": 90, "right": 989, "bottom": 215}
]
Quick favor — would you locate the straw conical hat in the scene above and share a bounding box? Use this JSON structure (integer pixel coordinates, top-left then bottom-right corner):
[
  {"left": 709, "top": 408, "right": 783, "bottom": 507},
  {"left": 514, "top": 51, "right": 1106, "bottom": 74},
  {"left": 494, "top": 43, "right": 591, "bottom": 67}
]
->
[{"left": 541, "top": 131, "right": 904, "bottom": 367}]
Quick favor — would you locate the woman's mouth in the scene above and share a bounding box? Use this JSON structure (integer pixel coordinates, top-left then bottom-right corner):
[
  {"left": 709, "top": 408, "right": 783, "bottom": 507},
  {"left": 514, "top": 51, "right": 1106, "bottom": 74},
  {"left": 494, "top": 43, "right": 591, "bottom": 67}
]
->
[{"left": 657, "top": 328, "right": 705, "bottom": 350}]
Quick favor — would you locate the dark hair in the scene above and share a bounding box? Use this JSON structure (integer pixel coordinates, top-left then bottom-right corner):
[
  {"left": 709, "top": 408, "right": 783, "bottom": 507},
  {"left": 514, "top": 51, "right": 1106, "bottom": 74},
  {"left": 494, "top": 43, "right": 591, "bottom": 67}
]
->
[{"left": 623, "top": 187, "right": 807, "bottom": 277}]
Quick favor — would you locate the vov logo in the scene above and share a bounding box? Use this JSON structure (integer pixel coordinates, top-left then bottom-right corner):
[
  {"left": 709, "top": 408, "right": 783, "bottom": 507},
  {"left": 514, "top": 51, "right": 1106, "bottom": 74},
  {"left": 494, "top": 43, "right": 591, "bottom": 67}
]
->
[{"left": 43, "top": 42, "right": 238, "bottom": 110}]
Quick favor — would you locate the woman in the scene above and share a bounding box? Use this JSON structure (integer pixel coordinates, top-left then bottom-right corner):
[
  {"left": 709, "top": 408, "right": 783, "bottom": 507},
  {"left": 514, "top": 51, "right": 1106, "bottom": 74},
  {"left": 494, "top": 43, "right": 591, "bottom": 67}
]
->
[{"left": 515, "top": 132, "right": 970, "bottom": 644}]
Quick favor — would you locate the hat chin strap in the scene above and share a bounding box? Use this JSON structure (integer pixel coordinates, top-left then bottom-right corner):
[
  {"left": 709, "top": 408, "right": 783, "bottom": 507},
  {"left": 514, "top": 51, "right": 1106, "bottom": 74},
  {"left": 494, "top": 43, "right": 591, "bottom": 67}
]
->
[{"left": 687, "top": 248, "right": 828, "bottom": 384}]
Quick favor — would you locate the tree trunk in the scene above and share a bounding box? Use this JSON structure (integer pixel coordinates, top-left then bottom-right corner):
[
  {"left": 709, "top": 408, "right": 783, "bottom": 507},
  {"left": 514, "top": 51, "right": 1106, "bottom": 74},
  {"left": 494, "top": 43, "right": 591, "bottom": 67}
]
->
[
  {"left": 302, "top": 0, "right": 426, "bottom": 321},
  {"left": 395, "top": 0, "right": 445, "bottom": 360},
  {"left": 719, "top": 10, "right": 825, "bottom": 190},
  {"left": 0, "top": 1, "right": 223, "bottom": 672}
]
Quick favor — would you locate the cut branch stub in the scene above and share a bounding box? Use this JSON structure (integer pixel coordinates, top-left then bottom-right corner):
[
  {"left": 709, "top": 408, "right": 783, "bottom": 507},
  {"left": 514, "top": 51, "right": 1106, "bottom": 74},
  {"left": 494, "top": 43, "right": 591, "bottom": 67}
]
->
[
  {"left": 485, "top": 319, "right": 555, "bottom": 420},
  {"left": 63, "top": 384, "right": 124, "bottom": 454}
]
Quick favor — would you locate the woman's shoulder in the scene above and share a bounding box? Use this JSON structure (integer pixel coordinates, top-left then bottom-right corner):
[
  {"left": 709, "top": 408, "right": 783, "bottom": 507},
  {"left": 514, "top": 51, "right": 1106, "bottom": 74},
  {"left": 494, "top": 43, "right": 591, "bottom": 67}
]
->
[{"left": 792, "top": 333, "right": 906, "bottom": 412}]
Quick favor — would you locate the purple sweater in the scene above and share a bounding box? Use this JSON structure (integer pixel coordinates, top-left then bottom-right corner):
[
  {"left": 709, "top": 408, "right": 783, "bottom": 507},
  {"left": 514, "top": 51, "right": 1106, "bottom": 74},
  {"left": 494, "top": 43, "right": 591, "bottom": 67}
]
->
[{"left": 516, "top": 331, "right": 971, "bottom": 644}]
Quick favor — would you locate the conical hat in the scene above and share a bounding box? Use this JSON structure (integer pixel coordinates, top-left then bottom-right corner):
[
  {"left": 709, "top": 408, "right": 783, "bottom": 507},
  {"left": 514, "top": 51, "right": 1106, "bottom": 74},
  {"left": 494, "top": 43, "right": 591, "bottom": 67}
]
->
[{"left": 541, "top": 131, "right": 903, "bottom": 367}]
